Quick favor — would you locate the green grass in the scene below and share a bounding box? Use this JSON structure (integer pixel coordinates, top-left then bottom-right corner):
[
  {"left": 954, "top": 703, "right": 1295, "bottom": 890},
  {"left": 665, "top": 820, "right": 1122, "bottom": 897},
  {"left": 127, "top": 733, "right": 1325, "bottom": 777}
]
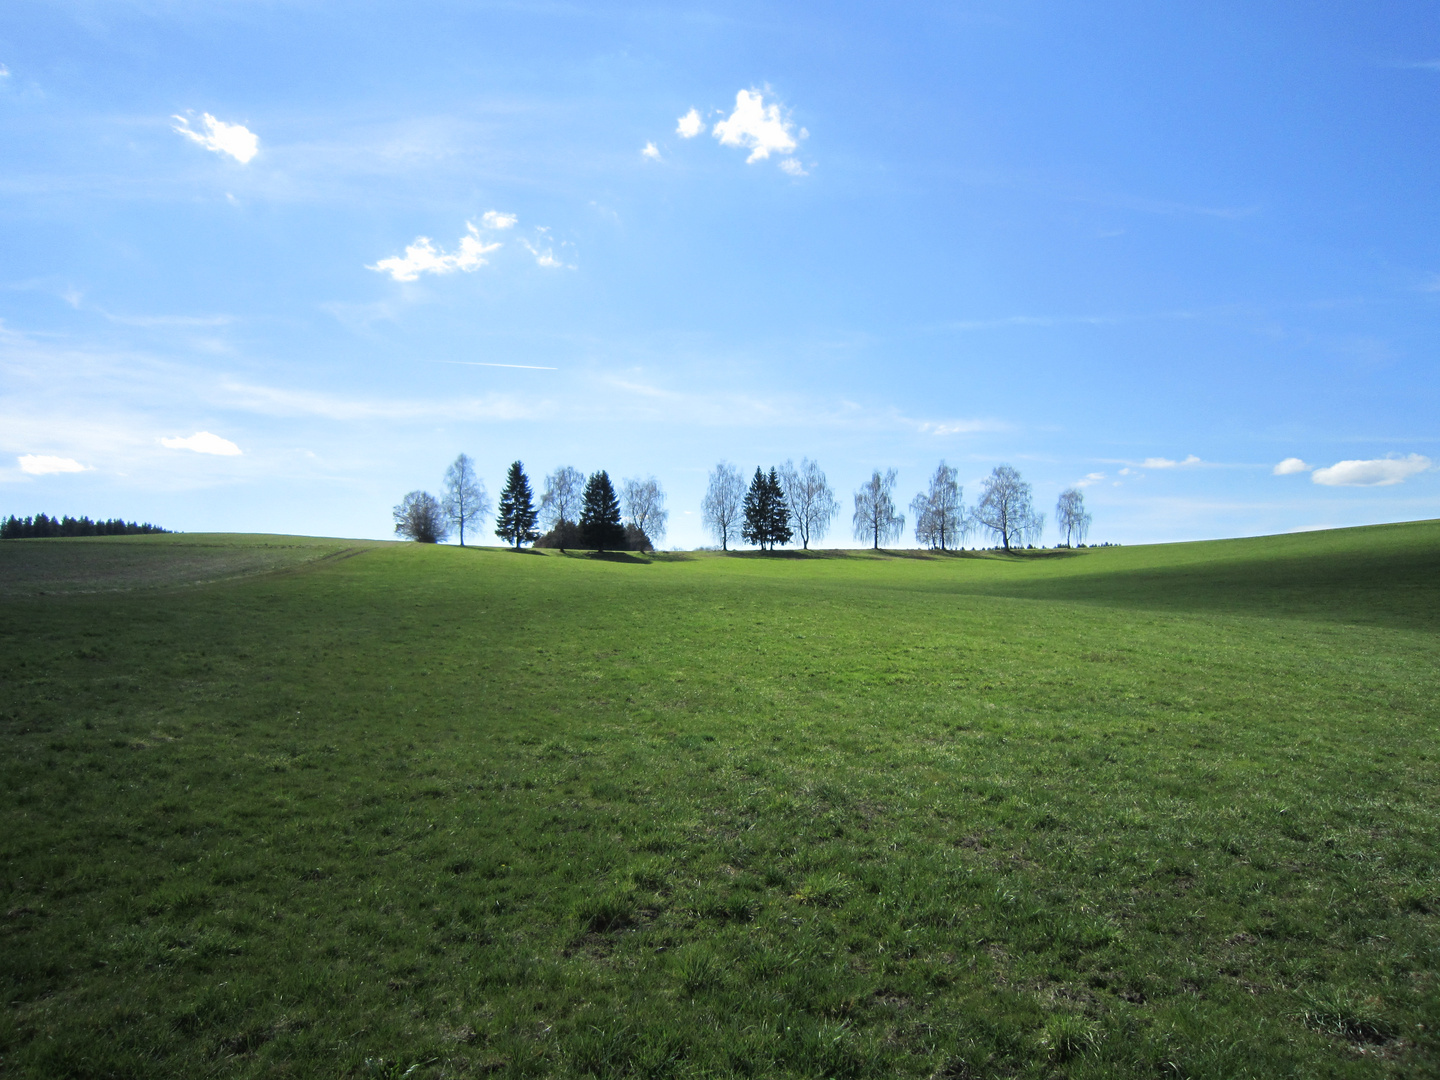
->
[{"left": 1, "top": 524, "right": 1438, "bottom": 1078}]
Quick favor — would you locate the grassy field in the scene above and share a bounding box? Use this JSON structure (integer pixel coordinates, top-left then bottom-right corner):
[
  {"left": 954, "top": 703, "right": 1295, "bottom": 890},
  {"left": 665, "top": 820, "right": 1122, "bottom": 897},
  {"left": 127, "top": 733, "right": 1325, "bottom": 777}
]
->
[{"left": 1, "top": 524, "right": 1438, "bottom": 1079}]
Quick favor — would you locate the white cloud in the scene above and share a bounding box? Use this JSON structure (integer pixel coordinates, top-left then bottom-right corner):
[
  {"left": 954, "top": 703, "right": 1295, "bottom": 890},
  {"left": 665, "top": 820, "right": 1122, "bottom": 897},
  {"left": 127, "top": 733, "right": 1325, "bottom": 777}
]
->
[
  {"left": 642, "top": 141, "right": 661, "bottom": 161},
  {"left": 220, "top": 379, "right": 537, "bottom": 422},
  {"left": 172, "top": 112, "right": 259, "bottom": 164},
  {"left": 160, "top": 431, "right": 241, "bottom": 456},
  {"left": 1075, "top": 472, "right": 1105, "bottom": 488},
  {"left": 712, "top": 89, "right": 799, "bottom": 163},
  {"left": 368, "top": 223, "right": 501, "bottom": 282},
  {"left": 1273, "top": 457, "right": 1311, "bottom": 475},
  {"left": 520, "top": 239, "right": 569, "bottom": 269},
  {"left": 18, "top": 454, "right": 86, "bottom": 475},
  {"left": 1311, "top": 454, "right": 1430, "bottom": 487},
  {"left": 914, "top": 418, "right": 1008, "bottom": 435},
  {"left": 779, "top": 157, "right": 807, "bottom": 177},
  {"left": 1143, "top": 454, "right": 1202, "bottom": 468},
  {"left": 676, "top": 108, "right": 704, "bottom": 138},
  {"left": 480, "top": 210, "right": 517, "bottom": 230},
  {"left": 0, "top": 65, "right": 10, "bottom": 79}
]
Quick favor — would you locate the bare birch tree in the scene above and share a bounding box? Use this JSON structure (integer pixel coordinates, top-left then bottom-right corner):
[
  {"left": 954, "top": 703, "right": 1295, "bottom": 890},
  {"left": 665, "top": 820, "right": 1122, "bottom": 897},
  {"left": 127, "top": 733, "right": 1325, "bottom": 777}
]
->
[
  {"left": 702, "top": 461, "right": 745, "bottom": 550},
  {"left": 1055, "top": 487, "right": 1092, "bottom": 546},
  {"left": 539, "top": 466, "right": 585, "bottom": 531},
  {"left": 974, "top": 464, "right": 1044, "bottom": 552},
  {"left": 910, "top": 461, "right": 963, "bottom": 551},
  {"left": 778, "top": 458, "right": 839, "bottom": 550},
  {"left": 853, "top": 468, "right": 905, "bottom": 549},
  {"left": 441, "top": 453, "right": 489, "bottom": 546},
  {"left": 621, "top": 476, "right": 669, "bottom": 546}
]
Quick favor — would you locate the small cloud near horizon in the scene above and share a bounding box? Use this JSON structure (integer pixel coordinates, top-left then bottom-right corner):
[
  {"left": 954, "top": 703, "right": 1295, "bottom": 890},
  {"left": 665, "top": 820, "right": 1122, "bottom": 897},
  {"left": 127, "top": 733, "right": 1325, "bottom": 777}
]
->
[
  {"left": 173, "top": 112, "right": 259, "bottom": 164},
  {"left": 18, "top": 454, "right": 87, "bottom": 475},
  {"left": 1311, "top": 453, "right": 1430, "bottom": 487},
  {"left": 1273, "top": 457, "right": 1310, "bottom": 475},
  {"left": 160, "top": 432, "right": 242, "bottom": 456}
]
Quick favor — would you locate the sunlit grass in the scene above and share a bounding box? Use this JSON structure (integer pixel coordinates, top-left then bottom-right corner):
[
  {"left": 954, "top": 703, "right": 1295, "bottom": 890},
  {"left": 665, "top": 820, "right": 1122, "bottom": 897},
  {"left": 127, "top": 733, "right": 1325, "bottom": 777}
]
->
[{"left": 1, "top": 524, "right": 1437, "bottom": 1077}]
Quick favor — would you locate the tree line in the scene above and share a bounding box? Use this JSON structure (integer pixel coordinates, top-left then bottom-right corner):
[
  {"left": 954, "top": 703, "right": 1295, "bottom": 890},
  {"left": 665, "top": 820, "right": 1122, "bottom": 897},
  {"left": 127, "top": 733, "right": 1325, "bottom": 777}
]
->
[
  {"left": 1, "top": 514, "right": 170, "bottom": 539},
  {"left": 394, "top": 455, "right": 1093, "bottom": 553},
  {"left": 704, "top": 460, "right": 1091, "bottom": 553},
  {"left": 394, "top": 456, "right": 667, "bottom": 553}
]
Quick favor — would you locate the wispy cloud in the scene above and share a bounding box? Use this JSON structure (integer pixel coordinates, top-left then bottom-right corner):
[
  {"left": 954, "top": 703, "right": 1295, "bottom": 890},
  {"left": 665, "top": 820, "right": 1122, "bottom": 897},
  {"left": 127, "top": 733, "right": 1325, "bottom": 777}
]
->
[
  {"left": 945, "top": 313, "right": 1121, "bottom": 331},
  {"left": 914, "top": 417, "right": 1009, "bottom": 436},
  {"left": 1311, "top": 454, "right": 1430, "bottom": 487},
  {"left": 779, "top": 157, "right": 807, "bottom": 177},
  {"left": 368, "top": 222, "right": 501, "bottom": 282},
  {"left": 219, "top": 379, "right": 540, "bottom": 422},
  {"left": 676, "top": 109, "right": 704, "bottom": 138},
  {"left": 422, "top": 359, "right": 557, "bottom": 371},
  {"left": 1273, "top": 457, "right": 1310, "bottom": 475},
  {"left": 480, "top": 210, "right": 517, "bottom": 230},
  {"left": 642, "top": 141, "right": 661, "bottom": 161},
  {"left": 1075, "top": 471, "right": 1106, "bottom": 488},
  {"left": 520, "top": 237, "right": 571, "bottom": 270},
  {"left": 1142, "top": 454, "right": 1202, "bottom": 468},
  {"left": 0, "top": 65, "right": 10, "bottom": 79},
  {"left": 100, "top": 310, "right": 235, "bottom": 329},
  {"left": 713, "top": 89, "right": 801, "bottom": 164},
  {"left": 160, "top": 431, "right": 241, "bottom": 456},
  {"left": 172, "top": 112, "right": 259, "bottom": 164},
  {"left": 18, "top": 454, "right": 86, "bottom": 475}
]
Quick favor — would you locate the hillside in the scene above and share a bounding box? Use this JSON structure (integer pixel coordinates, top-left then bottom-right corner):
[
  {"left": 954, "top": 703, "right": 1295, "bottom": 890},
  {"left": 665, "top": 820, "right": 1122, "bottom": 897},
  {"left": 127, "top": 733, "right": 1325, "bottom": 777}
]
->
[{"left": 2, "top": 524, "right": 1437, "bottom": 1078}]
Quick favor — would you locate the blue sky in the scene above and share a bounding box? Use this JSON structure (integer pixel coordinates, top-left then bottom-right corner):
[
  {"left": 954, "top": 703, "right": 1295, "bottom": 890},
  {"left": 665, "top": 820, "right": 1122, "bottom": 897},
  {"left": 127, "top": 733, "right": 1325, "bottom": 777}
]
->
[{"left": 2, "top": 1, "right": 1437, "bottom": 548}]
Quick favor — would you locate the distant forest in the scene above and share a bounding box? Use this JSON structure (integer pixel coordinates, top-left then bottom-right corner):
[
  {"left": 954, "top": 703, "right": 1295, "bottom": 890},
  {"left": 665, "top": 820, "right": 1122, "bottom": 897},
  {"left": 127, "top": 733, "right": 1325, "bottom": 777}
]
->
[{"left": 1, "top": 514, "right": 170, "bottom": 540}]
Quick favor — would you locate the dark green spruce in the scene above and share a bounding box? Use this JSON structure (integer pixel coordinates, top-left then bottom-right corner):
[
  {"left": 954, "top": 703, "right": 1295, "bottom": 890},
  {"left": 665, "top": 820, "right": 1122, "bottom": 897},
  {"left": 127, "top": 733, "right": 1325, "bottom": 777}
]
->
[
  {"left": 494, "top": 461, "right": 539, "bottom": 549},
  {"left": 742, "top": 466, "right": 792, "bottom": 551},
  {"left": 579, "top": 470, "right": 626, "bottom": 552}
]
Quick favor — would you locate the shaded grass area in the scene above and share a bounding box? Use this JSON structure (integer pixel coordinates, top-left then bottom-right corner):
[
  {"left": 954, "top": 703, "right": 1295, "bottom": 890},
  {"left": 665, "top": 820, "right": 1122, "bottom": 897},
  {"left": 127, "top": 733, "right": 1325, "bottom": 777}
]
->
[{"left": 1, "top": 526, "right": 1438, "bottom": 1078}]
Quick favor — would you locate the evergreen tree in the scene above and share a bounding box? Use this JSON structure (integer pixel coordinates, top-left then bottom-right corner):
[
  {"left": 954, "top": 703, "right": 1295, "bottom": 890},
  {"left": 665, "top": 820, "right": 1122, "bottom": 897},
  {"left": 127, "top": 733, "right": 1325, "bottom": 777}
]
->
[
  {"left": 742, "top": 467, "right": 769, "bottom": 549},
  {"left": 579, "top": 470, "right": 626, "bottom": 552},
  {"left": 495, "top": 461, "right": 539, "bottom": 549},
  {"left": 765, "top": 467, "right": 792, "bottom": 549},
  {"left": 742, "top": 467, "right": 793, "bottom": 551}
]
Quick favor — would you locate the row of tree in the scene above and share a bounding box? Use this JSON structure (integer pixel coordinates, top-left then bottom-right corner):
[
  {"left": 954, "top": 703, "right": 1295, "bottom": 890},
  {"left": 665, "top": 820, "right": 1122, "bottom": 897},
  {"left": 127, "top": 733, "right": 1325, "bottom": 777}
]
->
[
  {"left": 704, "top": 460, "right": 1091, "bottom": 552},
  {"left": 394, "top": 456, "right": 668, "bottom": 552},
  {"left": 1, "top": 514, "right": 169, "bottom": 539},
  {"left": 394, "top": 455, "right": 1092, "bottom": 553}
]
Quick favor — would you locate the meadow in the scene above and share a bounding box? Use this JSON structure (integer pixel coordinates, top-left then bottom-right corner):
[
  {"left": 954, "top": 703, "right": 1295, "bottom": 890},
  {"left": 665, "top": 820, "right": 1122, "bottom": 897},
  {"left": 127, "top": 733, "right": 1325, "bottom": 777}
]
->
[{"left": 1, "top": 523, "right": 1437, "bottom": 1079}]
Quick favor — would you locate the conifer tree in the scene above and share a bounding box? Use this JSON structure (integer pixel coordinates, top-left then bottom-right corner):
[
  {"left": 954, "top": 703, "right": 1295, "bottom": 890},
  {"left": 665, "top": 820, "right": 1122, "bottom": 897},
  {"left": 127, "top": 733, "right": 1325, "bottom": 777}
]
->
[
  {"left": 765, "top": 467, "right": 792, "bottom": 549},
  {"left": 579, "top": 470, "right": 626, "bottom": 552},
  {"left": 495, "top": 461, "right": 539, "bottom": 549},
  {"left": 742, "top": 467, "right": 768, "bottom": 549},
  {"left": 743, "top": 467, "right": 793, "bottom": 551}
]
